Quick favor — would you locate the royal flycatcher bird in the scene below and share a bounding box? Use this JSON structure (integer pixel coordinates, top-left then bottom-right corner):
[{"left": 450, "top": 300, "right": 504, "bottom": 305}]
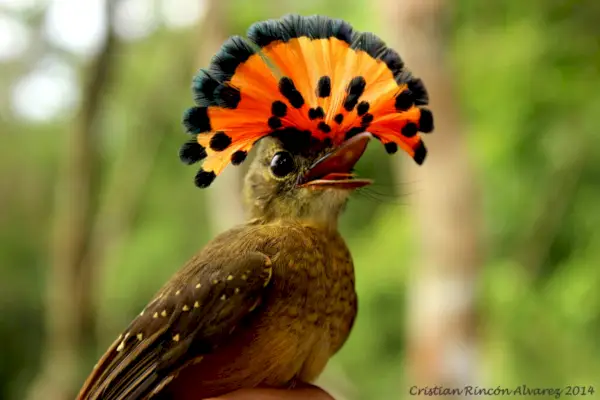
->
[{"left": 77, "top": 14, "right": 434, "bottom": 400}]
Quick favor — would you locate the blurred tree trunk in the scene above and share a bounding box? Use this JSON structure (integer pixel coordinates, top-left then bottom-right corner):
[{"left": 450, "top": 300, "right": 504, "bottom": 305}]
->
[
  {"left": 89, "top": 23, "right": 204, "bottom": 352},
  {"left": 26, "top": 2, "right": 119, "bottom": 400},
  {"left": 195, "top": 0, "right": 245, "bottom": 232},
  {"left": 518, "top": 137, "right": 587, "bottom": 276},
  {"left": 89, "top": 66, "right": 184, "bottom": 349},
  {"left": 383, "top": 0, "right": 482, "bottom": 395}
]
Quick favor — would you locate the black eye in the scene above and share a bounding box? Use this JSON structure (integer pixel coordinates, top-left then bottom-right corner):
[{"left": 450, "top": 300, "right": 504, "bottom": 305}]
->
[{"left": 270, "top": 151, "right": 296, "bottom": 177}]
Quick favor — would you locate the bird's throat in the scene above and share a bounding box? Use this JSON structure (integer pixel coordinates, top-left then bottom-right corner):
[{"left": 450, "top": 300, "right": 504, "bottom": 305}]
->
[{"left": 247, "top": 193, "right": 347, "bottom": 232}]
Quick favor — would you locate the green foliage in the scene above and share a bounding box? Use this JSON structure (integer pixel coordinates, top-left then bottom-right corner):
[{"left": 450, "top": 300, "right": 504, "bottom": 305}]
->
[{"left": 1, "top": 1, "right": 599, "bottom": 399}]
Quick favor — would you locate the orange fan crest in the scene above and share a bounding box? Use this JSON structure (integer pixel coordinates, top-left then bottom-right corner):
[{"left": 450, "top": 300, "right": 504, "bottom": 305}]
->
[{"left": 179, "top": 14, "right": 434, "bottom": 188}]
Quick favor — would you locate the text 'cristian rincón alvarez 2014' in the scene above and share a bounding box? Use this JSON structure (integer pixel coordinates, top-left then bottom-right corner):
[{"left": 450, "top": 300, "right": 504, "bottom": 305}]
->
[{"left": 409, "top": 384, "right": 595, "bottom": 398}]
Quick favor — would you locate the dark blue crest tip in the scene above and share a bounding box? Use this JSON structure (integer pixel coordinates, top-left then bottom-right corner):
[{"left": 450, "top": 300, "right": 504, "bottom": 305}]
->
[
  {"left": 183, "top": 106, "right": 211, "bottom": 134},
  {"left": 179, "top": 141, "right": 207, "bottom": 165},
  {"left": 381, "top": 48, "right": 404, "bottom": 75},
  {"left": 408, "top": 77, "right": 429, "bottom": 106},
  {"left": 247, "top": 14, "right": 354, "bottom": 49},
  {"left": 192, "top": 70, "right": 219, "bottom": 107},
  {"left": 208, "top": 36, "right": 256, "bottom": 81},
  {"left": 351, "top": 31, "right": 387, "bottom": 59}
]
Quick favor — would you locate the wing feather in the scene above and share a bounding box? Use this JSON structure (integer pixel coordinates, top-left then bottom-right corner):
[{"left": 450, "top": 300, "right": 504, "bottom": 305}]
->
[{"left": 77, "top": 245, "right": 273, "bottom": 400}]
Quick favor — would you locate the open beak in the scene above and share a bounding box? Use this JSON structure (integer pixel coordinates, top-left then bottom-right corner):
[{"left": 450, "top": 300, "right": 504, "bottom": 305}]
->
[{"left": 297, "top": 132, "right": 373, "bottom": 190}]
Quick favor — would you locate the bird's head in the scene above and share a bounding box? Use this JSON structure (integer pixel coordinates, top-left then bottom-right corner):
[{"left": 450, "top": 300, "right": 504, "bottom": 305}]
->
[
  {"left": 178, "top": 15, "right": 434, "bottom": 229},
  {"left": 243, "top": 132, "right": 372, "bottom": 227}
]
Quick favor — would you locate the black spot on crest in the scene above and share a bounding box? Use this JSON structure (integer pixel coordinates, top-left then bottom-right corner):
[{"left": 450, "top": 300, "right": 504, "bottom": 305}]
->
[
  {"left": 361, "top": 113, "right": 374, "bottom": 126},
  {"left": 395, "top": 89, "right": 413, "bottom": 111},
  {"left": 179, "top": 141, "right": 207, "bottom": 165},
  {"left": 215, "top": 85, "right": 241, "bottom": 109},
  {"left": 268, "top": 116, "right": 283, "bottom": 129},
  {"left": 334, "top": 114, "right": 344, "bottom": 124},
  {"left": 357, "top": 101, "right": 370, "bottom": 116},
  {"left": 384, "top": 142, "right": 398, "bottom": 154},
  {"left": 413, "top": 141, "right": 427, "bottom": 165},
  {"left": 401, "top": 123, "right": 418, "bottom": 138},
  {"left": 195, "top": 169, "right": 216, "bottom": 188},
  {"left": 183, "top": 107, "right": 211, "bottom": 134},
  {"left": 269, "top": 127, "right": 313, "bottom": 154},
  {"left": 271, "top": 100, "right": 287, "bottom": 117},
  {"left": 308, "top": 107, "right": 325, "bottom": 120},
  {"left": 344, "top": 126, "right": 364, "bottom": 140},
  {"left": 418, "top": 108, "right": 434, "bottom": 133},
  {"left": 278, "top": 77, "right": 304, "bottom": 108},
  {"left": 209, "top": 132, "right": 232, "bottom": 151},
  {"left": 316, "top": 76, "right": 331, "bottom": 97},
  {"left": 343, "top": 76, "right": 366, "bottom": 111},
  {"left": 231, "top": 150, "right": 248, "bottom": 165},
  {"left": 317, "top": 122, "right": 331, "bottom": 133}
]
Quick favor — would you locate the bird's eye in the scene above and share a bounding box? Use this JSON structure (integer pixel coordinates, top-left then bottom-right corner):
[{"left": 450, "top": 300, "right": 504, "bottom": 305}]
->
[{"left": 270, "top": 151, "right": 296, "bottom": 178}]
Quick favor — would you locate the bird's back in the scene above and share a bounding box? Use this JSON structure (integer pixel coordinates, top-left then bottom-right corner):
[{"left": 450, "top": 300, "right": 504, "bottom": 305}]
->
[{"left": 161, "top": 221, "right": 357, "bottom": 399}]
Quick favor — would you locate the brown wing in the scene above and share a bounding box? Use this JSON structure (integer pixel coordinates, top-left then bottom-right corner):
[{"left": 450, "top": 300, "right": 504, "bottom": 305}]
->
[{"left": 77, "top": 248, "right": 273, "bottom": 400}]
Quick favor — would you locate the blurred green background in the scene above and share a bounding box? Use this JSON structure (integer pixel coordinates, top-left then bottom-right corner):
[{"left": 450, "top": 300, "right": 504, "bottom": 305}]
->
[{"left": 1, "top": 0, "right": 599, "bottom": 399}]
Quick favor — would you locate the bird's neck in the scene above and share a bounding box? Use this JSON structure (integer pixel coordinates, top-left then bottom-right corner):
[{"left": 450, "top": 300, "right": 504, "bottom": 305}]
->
[
  {"left": 244, "top": 188, "right": 347, "bottom": 232},
  {"left": 247, "top": 210, "right": 341, "bottom": 233}
]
